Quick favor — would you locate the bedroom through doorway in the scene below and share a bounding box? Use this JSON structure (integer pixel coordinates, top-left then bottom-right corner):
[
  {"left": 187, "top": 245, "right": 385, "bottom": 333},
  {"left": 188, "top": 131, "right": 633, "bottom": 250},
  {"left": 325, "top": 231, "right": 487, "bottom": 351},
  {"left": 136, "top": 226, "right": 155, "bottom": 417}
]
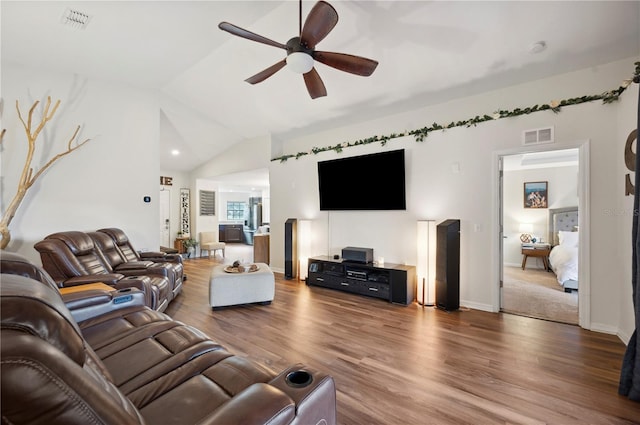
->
[{"left": 499, "top": 148, "right": 581, "bottom": 325}]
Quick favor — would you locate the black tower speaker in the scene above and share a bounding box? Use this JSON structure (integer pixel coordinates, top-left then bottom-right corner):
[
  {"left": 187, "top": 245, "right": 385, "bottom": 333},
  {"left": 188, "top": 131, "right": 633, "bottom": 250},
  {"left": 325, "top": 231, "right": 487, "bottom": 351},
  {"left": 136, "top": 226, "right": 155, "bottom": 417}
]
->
[
  {"left": 436, "top": 219, "right": 460, "bottom": 311},
  {"left": 284, "top": 218, "right": 298, "bottom": 280}
]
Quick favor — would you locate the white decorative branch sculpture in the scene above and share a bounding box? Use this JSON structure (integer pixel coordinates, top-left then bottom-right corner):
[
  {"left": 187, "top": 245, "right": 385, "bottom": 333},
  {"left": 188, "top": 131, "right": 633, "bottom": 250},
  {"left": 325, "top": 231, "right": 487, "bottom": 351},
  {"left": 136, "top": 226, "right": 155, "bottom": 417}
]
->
[{"left": 0, "top": 96, "right": 91, "bottom": 249}]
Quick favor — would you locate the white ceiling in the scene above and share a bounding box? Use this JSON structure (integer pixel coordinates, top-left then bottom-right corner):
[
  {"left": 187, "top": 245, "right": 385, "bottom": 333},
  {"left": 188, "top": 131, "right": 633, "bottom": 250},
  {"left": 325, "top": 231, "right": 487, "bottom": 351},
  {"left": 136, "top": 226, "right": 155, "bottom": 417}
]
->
[
  {"left": 210, "top": 168, "right": 271, "bottom": 193},
  {"left": 2, "top": 1, "right": 639, "bottom": 190}
]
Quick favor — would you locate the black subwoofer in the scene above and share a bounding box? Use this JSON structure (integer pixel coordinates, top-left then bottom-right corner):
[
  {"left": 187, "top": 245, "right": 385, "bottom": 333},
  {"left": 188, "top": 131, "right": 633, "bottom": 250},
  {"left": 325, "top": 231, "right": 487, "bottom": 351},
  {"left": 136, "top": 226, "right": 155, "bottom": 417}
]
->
[
  {"left": 436, "top": 219, "right": 460, "bottom": 311},
  {"left": 284, "top": 218, "right": 297, "bottom": 279}
]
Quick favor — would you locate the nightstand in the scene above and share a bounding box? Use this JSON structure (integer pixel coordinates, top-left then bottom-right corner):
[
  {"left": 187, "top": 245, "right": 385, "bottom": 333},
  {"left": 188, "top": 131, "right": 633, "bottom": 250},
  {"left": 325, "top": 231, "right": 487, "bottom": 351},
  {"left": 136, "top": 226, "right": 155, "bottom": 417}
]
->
[
  {"left": 521, "top": 244, "right": 551, "bottom": 271},
  {"left": 174, "top": 237, "right": 189, "bottom": 254}
]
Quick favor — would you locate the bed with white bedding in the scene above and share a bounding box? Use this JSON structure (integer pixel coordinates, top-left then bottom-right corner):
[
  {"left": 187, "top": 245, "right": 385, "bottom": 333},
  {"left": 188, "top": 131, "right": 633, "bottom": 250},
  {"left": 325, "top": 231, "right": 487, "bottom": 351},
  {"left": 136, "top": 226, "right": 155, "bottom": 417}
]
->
[{"left": 547, "top": 207, "right": 579, "bottom": 292}]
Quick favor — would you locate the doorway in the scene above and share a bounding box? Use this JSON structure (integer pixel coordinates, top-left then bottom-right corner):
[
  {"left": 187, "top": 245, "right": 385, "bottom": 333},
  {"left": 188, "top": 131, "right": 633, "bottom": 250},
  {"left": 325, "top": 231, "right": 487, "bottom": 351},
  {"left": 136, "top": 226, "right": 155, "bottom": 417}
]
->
[
  {"left": 498, "top": 145, "right": 588, "bottom": 326},
  {"left": 160, "top": 189, "right": 171, "bottom": 248}
]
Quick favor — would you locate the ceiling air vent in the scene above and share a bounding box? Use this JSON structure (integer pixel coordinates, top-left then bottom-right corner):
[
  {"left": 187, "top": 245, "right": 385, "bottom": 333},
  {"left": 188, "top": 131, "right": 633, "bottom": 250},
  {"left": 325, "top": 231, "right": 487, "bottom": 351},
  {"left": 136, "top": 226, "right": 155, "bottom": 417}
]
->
[
  {"left": 61, "top": 8, "right": 92, "bottom": 30},
  {"left": 522, "top": 126, "right": 554, "bottom": 146}
]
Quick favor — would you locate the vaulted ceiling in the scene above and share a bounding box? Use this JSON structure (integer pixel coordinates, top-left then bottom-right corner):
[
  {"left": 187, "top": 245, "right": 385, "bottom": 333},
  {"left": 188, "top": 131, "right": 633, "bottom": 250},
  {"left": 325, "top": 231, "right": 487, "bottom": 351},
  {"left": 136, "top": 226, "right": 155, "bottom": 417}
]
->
[{"left": 3, "top": 1, "right": 639, "bottom": 178}]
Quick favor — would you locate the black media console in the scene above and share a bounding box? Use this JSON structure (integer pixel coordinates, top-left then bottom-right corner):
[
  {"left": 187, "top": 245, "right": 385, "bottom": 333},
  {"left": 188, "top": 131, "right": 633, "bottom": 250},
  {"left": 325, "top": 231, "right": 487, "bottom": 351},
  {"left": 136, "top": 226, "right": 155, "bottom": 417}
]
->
[{"left": 307, "top": 256, "right": 416, "bottom": 305}]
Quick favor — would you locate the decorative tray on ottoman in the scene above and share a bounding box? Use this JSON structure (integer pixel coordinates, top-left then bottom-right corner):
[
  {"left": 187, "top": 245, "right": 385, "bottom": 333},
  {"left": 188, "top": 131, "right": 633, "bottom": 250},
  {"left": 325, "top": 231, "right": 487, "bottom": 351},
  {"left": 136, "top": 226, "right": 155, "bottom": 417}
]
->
[{"left": 224, "top": 264, "right": 260, "bottom": 273}]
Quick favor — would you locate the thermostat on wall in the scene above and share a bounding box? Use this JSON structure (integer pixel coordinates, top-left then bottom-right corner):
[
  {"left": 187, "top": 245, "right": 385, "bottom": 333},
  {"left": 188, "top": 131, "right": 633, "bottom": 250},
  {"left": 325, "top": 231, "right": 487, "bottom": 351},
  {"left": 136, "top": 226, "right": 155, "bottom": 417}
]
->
[{"left": 143, "top": 196, "right": 151, "bottom": 203}]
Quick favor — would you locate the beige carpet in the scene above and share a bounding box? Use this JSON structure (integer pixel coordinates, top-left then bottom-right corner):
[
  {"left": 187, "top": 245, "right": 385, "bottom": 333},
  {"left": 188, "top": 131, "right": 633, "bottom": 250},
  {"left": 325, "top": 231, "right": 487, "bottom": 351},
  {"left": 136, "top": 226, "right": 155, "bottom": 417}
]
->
[{"left": 502, "top": 266, "right": 578, "bottom": 325}]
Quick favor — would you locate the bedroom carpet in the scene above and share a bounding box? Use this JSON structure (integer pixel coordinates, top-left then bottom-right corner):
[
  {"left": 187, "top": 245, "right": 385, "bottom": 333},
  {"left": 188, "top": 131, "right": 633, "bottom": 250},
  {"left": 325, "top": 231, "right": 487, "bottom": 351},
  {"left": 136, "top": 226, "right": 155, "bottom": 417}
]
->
[{"left": 502, "top": 265, "right": 578, "bottom": 325}]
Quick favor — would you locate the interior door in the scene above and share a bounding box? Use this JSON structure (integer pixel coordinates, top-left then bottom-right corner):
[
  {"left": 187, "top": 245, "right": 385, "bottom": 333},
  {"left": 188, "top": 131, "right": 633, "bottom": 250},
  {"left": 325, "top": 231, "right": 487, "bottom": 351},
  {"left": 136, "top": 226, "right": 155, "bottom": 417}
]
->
[{"left": 160, "top": 189, "right": 171, "bottom": 247}]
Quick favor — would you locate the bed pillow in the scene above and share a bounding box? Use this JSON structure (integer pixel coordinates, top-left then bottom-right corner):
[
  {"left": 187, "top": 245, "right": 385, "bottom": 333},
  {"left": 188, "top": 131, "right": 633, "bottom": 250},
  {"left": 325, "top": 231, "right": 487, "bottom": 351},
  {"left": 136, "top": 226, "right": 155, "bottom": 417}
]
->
[{"left": 558, "top": 230, "right": 579, "bottom": 247}]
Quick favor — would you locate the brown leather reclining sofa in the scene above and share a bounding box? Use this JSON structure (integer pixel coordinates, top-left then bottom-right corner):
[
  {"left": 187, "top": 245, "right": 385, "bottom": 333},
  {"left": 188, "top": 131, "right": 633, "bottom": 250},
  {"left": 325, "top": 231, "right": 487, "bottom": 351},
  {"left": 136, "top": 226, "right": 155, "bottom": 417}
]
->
[
  {"left": 34, "top": 229, "right": 183, "bottom": 312},
  {"left": 1, "top": 251, "right": 337, "bottom": 425},
  {"left": 95, "top": 227, "right": 185, "bottom": 296}
]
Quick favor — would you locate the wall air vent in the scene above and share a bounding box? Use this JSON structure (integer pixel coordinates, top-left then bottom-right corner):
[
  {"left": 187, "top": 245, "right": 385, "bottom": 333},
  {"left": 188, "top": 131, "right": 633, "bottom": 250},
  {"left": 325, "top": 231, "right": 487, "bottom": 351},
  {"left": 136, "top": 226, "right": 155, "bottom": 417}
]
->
[
  {"left": 522, "top": 126, "right": 554, "bottom": 146},
  {"left": 61, "top": 8, "right": 92, "bottom": 30},
  {"left": 199, "top": 190, "right": 216, "bottom": 216}
]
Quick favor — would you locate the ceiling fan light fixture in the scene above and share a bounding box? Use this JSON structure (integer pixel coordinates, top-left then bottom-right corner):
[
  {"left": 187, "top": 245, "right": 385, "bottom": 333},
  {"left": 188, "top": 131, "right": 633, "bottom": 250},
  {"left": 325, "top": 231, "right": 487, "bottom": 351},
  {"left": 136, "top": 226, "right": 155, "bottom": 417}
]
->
[
  {"left": 219, "top": 1, "right": 376, "bottom": 98},
  {"left": 286, "top": 52, "right": 314, "bottom": 74}
]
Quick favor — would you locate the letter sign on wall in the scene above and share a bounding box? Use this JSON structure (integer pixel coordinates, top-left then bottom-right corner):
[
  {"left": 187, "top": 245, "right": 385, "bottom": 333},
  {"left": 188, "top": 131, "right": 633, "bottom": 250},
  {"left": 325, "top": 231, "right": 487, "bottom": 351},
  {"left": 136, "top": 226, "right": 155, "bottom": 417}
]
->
[
  {"left": 160, "top": 176, "right": 173, "bottom": 186},
  {"left": 625, "top": 129, "right": 637, "bottom": 196},
  {"left": 180, "top": 188, "right": 190, "bottom": 237}
]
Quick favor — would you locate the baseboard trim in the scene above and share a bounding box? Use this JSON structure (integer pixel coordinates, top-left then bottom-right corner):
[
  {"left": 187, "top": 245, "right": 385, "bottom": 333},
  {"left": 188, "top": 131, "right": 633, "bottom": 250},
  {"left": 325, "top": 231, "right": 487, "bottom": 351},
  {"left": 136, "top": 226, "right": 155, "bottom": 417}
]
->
[
  {"left": 590, "top": 322, "right": 619, "bottom": 336},
  {"left": 461, "top": 300, "right": 495, "bottom": 312},
  {"left": 591, "top": 322, "right": 630, "bottom": 346},
  {"left": 616, "top": 329, "right": 631, "bottom": 345}
]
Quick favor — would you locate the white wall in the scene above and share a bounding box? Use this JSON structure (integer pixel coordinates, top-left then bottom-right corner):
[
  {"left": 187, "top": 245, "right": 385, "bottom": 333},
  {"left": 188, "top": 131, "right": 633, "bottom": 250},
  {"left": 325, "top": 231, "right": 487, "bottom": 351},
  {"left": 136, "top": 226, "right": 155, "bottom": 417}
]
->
[
  {"left": 616, "top": 78, "right": 638, "bottom": 344},
  {"left": 264, "top": 57, "right": 638, "bottom": 340},
  {"left": 261, "top": 188, "right": 271, "bottom": 224},
  {"left": 503, "top": 165, "right": 579, "bottom": 267},
  {"left": 192, "top": 134, "right": 272, "bottom": 179},
  {"left": 1, "top": 64, "right": 160, "bottom": 264}
]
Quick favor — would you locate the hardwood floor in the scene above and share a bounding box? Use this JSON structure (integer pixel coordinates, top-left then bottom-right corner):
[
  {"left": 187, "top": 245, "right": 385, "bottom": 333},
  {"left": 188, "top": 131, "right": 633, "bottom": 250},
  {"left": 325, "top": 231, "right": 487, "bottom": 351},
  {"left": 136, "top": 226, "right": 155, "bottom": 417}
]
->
[{"left": 165, "top": 257, "right": 640, "bottom": 425}]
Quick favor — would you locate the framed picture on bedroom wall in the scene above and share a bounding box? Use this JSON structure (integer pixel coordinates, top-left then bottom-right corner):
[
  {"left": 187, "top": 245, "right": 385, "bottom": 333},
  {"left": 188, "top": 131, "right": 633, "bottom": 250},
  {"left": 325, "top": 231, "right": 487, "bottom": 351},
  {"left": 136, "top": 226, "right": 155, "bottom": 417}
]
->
[{"left": 524, "top": 181, "right": 548, "bottom": 208}]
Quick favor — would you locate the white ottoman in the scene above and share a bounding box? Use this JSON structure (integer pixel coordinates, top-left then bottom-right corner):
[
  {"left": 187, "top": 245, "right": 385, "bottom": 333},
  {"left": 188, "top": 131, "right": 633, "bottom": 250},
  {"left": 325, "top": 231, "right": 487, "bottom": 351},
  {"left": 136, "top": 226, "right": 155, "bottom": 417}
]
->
[{"left": 209, "top": 263, "right": 275, "bottom": 309}]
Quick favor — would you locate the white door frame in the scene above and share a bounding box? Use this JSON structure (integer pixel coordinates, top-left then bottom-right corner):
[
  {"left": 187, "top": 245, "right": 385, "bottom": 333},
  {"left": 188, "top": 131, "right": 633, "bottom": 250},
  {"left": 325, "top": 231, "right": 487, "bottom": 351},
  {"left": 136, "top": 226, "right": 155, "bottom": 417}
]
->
[
  {"left": 493, "top": 140, "right": 591, "bottom": 329},
  {"left": 160, "top": 189, "right": 171, "bottom": 248}
]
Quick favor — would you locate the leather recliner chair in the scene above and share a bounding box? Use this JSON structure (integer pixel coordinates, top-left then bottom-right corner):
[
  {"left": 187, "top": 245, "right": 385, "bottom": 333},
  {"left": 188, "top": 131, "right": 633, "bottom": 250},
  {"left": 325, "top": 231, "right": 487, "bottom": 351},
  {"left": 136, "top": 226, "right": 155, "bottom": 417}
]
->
[
  {"left": 1, "top": 253, "right": 338, "bottom": 425},
  {"left": 34, "top": 231, "right": 172, "bottom": 312},
  {"left": 88, "top": 231, "right": 181, "bottom": 297},
  {"left": 1, "top": 250, "right": 148, "bottom": 322},
  {"left": 98, "top": 227, "right": 184, "bottom": 295},
  {"left": 0, "top": 250, "right": 59, "bottom": 290}
]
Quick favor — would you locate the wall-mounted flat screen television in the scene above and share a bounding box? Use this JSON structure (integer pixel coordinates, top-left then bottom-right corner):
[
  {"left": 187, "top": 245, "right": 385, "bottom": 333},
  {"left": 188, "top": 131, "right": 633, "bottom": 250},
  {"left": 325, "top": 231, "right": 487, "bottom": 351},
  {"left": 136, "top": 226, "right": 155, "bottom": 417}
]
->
[{"left": 317, "top": 149, "right": 406, "bottom": 211}]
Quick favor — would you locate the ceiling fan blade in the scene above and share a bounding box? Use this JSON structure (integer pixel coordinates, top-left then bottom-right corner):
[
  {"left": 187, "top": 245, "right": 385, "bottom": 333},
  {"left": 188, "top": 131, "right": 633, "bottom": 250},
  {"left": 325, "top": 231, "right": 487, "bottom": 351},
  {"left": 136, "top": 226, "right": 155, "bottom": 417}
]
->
[
  {"left": 303, "top": 68, "right": 327, "bottom": 99},
  {"left": 300, "top": 1, "right": 338, "bottom": 48},
  {"left": 219, "top": 22, "right": 286, "bottom": 50},
  {"left": 314, "top": 51, "right": 378, "bottom": 76},
  {"left": 245, "top": 60, "right": 287, "bottom": 85}
]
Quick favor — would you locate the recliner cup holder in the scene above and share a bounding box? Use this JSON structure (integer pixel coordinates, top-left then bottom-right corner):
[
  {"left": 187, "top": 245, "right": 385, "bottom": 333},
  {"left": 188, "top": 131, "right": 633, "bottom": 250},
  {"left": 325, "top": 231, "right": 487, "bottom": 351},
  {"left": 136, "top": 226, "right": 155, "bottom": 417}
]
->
[{"left": 285, "top": 370, "right": 313, "bottom": 388}]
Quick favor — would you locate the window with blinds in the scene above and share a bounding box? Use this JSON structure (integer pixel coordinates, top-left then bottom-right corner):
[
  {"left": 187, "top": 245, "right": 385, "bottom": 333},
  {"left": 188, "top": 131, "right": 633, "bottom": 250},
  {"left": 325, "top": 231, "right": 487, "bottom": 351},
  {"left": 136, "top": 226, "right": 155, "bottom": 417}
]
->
[{"left": 199, "top": 190, "right": 215, "bottom": 216}]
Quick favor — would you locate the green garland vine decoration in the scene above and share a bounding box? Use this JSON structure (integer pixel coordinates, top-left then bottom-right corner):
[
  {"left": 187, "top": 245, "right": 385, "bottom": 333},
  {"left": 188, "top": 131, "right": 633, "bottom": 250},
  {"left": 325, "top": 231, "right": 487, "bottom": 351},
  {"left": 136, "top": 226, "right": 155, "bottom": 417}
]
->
[{"left": 272, "top": 62, "right": 640, "bottom": 163}]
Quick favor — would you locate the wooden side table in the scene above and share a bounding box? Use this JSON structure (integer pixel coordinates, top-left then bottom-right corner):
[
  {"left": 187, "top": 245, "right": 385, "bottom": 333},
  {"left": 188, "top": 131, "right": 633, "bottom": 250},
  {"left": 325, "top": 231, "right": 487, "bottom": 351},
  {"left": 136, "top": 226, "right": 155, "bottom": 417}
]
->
[
  {"left": 174, "top": 237, "right": 189, "bottom": 254},
  {"left": 521, "top": 245, "right": 551, "bottom": 271}
]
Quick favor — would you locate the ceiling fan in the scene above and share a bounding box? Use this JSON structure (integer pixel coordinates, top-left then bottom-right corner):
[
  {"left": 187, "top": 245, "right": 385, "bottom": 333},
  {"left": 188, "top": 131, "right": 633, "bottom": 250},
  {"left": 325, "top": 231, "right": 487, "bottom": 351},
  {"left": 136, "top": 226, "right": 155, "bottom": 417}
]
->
[{"left": 218, "top": 0, "right": 378, "bottom": 99}]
